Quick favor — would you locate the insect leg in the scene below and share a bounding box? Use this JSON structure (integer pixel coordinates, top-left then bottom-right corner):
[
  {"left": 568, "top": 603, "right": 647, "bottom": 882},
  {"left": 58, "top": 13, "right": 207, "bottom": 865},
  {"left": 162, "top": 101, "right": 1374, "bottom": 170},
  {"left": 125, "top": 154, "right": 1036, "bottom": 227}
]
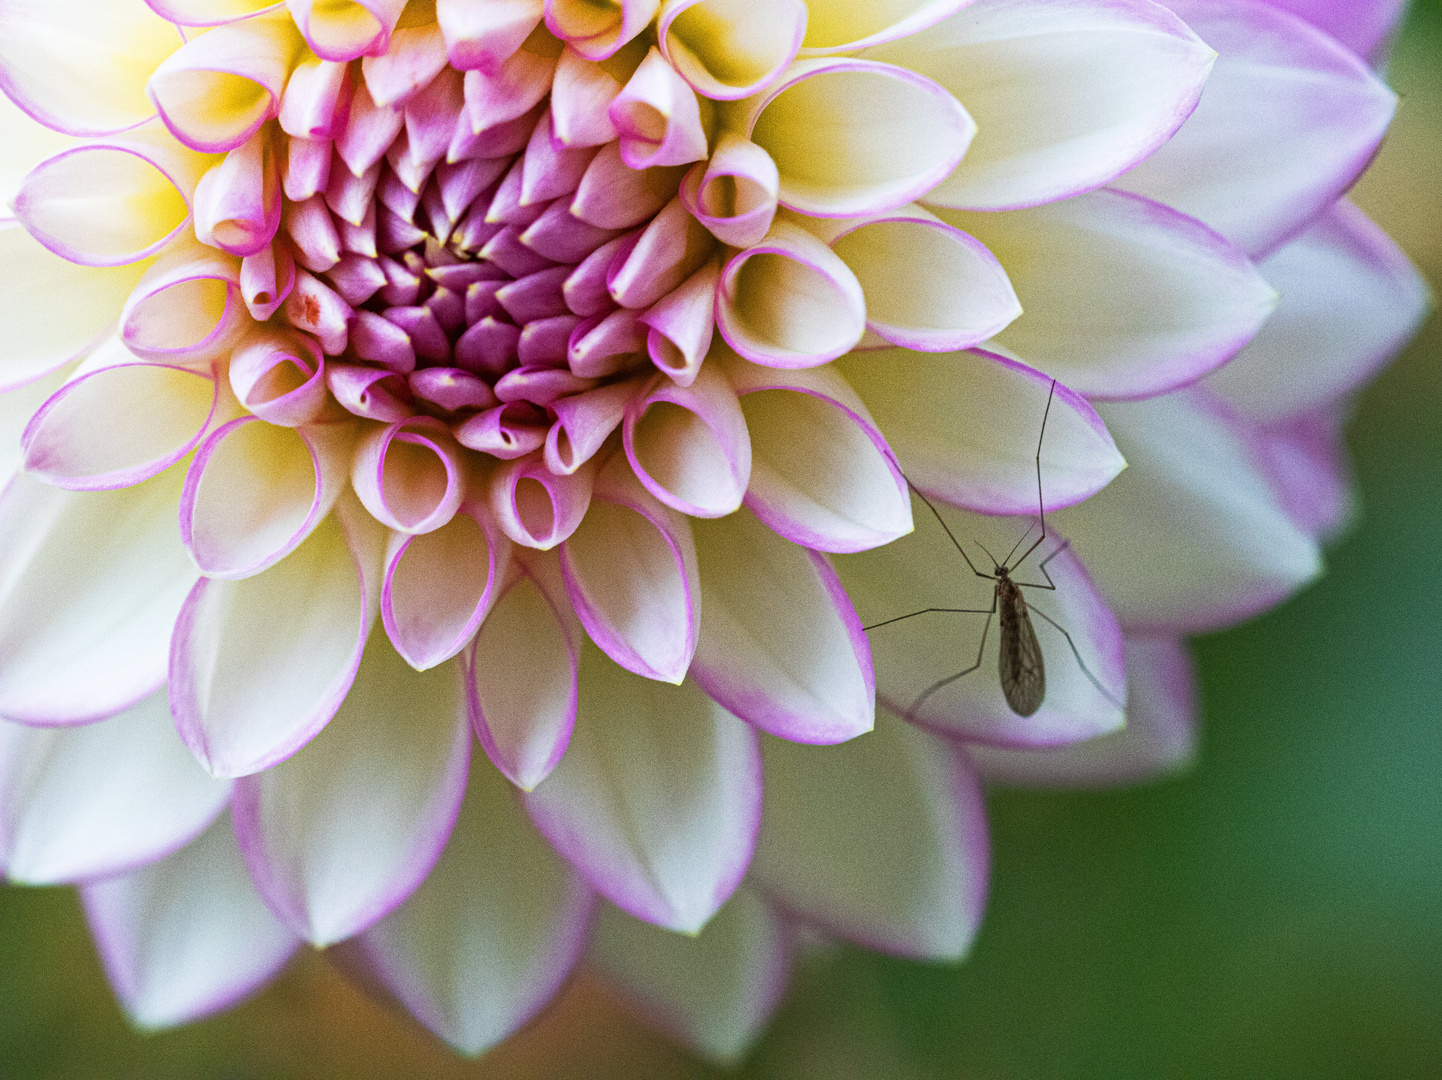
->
[
  {"left": 863, "top": 606, "right": 996, "bottom": 632},
  {"left": 1012, "top": 539, "right": 1072, "bottom": 590},
  {"left": 1008, "top": 379, "right": 1058, "bottom": 574},
  {"left": 906, "top": 609, "right": 995, "bottom": 721},
  {"left": 1027, "top": 607, "right": 1125, "bottom": 709}
]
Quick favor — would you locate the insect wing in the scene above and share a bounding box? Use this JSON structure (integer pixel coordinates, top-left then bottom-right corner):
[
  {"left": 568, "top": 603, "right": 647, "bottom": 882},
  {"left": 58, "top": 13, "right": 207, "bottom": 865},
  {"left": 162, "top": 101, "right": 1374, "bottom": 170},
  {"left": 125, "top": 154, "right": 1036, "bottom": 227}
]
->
[{"left": 998, "top": 585, "right": 1046, "bottom": 718}]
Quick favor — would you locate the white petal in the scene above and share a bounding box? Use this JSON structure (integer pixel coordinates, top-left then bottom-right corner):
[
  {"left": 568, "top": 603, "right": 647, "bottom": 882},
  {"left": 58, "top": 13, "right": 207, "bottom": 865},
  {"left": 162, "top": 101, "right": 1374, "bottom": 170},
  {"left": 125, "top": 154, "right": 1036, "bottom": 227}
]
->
[
  {"left": 941, "top": 189, "right": 1277, "bottom": 399},
  {"left": 658, "top": 0, "right": 807, "bottom": 101},
  {"left": 839, "top": 347, "right": 1125, "bottom": 515},
  {"left": 170, "top": 496, "right": 384, "bottom": 778},
  {"left": 1113, "top": 0, "right": 1396, "bottom": 256},
  {"left": 750, "top": 713, "right": 988, "bottom": 959},
  {"left": 525, "top": 643, "right": 761, "bottom": 934},
  {"left": 343, "top": 756, "right": 593, "bottom": 1056},
  {"left": 80, "top": 813, "right": 299, "bottom": 1030},
  {"left": 590, "top": 886, "right": 792, "bottom": 1065},
  {"left": 969, "top": 634, "right": 1197, "bottom": 787},
  {"left": 1205, "top": 199, "right": 1431, "bottom": 421},
  {"left": 232, "top": 634, "right": 470, "bottom": 945},
  {"left": 800, "top": 0, "right": 973, "bottom": 53},
  {"left": 0, "top": 465, "right": 197, "bottom": 725},
  {"left": 1053, "top": 387, "right": 1321, "bottom": 631},
  {"left": 689, "top": 508, "right": 875, "bottom": 745},
  {"left": 0, "top": 689, "right": 230, "bottom": 884},
  {"left": 870, "top": 0, "right": 1214, "bottom": 210}
]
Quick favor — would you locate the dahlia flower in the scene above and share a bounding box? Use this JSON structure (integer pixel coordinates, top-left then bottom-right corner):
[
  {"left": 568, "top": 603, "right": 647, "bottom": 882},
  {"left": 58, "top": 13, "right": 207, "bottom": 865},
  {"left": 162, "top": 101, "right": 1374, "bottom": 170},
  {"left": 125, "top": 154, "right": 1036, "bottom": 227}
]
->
[{"left": 0, "top": 0, "right": 1427, "bottom": 1062}]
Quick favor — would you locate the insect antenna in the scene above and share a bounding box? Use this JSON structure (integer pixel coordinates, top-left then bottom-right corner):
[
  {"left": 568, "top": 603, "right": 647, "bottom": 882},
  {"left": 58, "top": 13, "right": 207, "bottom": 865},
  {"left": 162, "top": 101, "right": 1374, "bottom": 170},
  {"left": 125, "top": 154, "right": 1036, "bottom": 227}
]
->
[{"left": 1006, "top": 378, "right": 1058, "bottom": 574}]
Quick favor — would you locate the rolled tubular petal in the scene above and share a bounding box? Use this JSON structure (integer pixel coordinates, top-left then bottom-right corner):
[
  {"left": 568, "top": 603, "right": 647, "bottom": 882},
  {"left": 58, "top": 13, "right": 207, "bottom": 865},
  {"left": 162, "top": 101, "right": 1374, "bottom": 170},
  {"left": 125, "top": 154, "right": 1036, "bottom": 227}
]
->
[
  {"left": 1053, "top": 388, "right": 1322, "bottom": 631},
  {"left": 170, "top": 496, "right": 384, "bottom": 778},
  {"left": 0, "top": 466, "right": 197, "bottom": 725},
  {"left": 343, "top": 756, "right": 594, "bottom": 1056},
  {"left": 800, "top": 0, "right": 974, "bottom": 53},
  {"left": 589, "top": 887, "right": 793, "bottom": 1065},
  {"left": 119, "top": 240, "right": 248, "bottom": 364},
  {"left": 689, "top": 508, "right": 875, "bottom": 745},
  {"left": 279, "top": 57, "right": 352, "bottom": 139},
  {"left": 0, "top": 224, "right": 147, "bottom": 392},
  {"left": 839, "top": 504, "right": 1126, "bottom": 746},
  {"left": 1205, "top": 200, "right": 1431, "bottom": 422},
  {"left": 945, "top": 190, "right": 1277, "bottom": 398},
  {"left": 181, "top": 417, "right": 353, "bottom": 579},
  {"left": 724, "top": 355, "right": 911, "bottom": 553},
  {"left": 623, "top": 364, "right": 751, "bottom": 518},
  {"left": 192, "top": 129, "right": 283, "bottom": 257},
  {"left": 750, "top": 712, "right": 988, "bottom": 959},
  {"left": 0, "top": 0, "right": 179, "bottom": 137},
  {"left": 678, "top": 134, "right": 778, "bottom": 249},
  {"left": 436, "top": 0, "right": 545, "bottom": 74},
  {"left": 716, "top": 218, "right": 867, "bottom": 368},
  {"left": 146, "top": 0, "right": 287, "bottom": 25},
  {"left": 969, "top": 634, "right": 1197, "bottom": 787},
  {"left": 15, "top": 126, "right": 213, "bottom": 267},
  {"left": 546, "top": 376, "right": 647, "bottom": 471},
  {"left": 383, "top": 504, "right": 510, "bottom": 670},
  {"left": 607, "top": 196, "right": 716, "bottom": 309},
  {"left": 352, "top": 415, "right": 467, "bottom": 534},
  {"left": 741, "top": 57, "right": 974, "bottom": 218},
  {"left": 838, "top": 347, "right": 1125, "bottom": 515},
  {"left": 361, "top": 20, "right": 450, "bottom": 109},
  {"left": 524, "top": 642, "right": 762, "bottom": 934},
  {"left": 824, "top": 203, "right": 1021, "bottom": 353},
  {"left": 232, "top": 633, "right": 470, "bottom": 945},
  {"left": 658, "top": 0, "right": 807, "bottom": 101},
  {"left": 327, "top": 362, "right": 415, "bottom": 421},
  {"left": 560, "top": 455, "right": 701, "bottom": 684},
  {"left": 147, "top": 13, "right": 304, "bottom": 152},
  {"left": 610, "top": 47, "right": 710, "bottom": 169},
  {"left": 468, "top": 554, "right": 579, "bottom": 790},
  {"left": 550, "top": 40, "right": 644, "bottom": 147},
  {"left": 488, "top": 451, "right": 597, "bottom": 548},
  {"left": 1113, "top": 0, "right": 1396, "bottom": 257},
  {"left": 229, "top": 327, "right": 330, "bottom": 426},
  {"left": 0, "top": 689, "right": 231, "bottom": 885},
  {"left": 287, "top": 0, "right": 409, "bottom": 62},
  {"left": 80, "top": 814, "right": 299, "bottom": 1030},
  {"left": 21, "top": 343, "right": 225, "bottom": 491},
  {"left": 641, "top": 260, "right": 719, "bottom": 386},
  {"left": 240, "top": 241, "right": 296, "bottom": 320},
  {"left": 545, "top": 0, "right": 660, "bottom": 62},
  {"left": 871, "top": 0, "right": 1214, "bottom": 211}
]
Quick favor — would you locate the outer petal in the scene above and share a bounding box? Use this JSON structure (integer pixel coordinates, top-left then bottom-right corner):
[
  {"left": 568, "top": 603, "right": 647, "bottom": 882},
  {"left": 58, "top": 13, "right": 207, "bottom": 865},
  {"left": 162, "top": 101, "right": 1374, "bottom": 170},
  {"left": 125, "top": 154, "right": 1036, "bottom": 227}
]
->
[
  {"left": 524, "top": 643, "right": 762, "bottom": 934},
  {"left": 837, "top": 502, "right": 1126, "bottom": 747},
  {"left": 22, "top": 344, "right": 228, "bottom": 491},
  {"left": 0, "top": 96, "right": 78, "bottom": 216},
  {"left": 342, "top": 756, "right": 594, "bottom": 1057},
  {"left": 589, "top": 886, "right": 793, "bottom": 1065},
  {"left": 0, "top": 689, "right": 230, "bottom": 885},
  {"left": 119, "top": 239, "right": 248, "bottom": 364},
  {"left": 383, "top": 503, "right": 511, "bottom": 670},
  {"left": 739, "top": 57, "right": 975, "bottom": 218},
  {"left": 689, "top": 508, "right": 875, "bottom": 745},
  {"left": 724, "top": 354, "right": 912, "bottom": 553},
  {"left": 170, "top": 496, "right": 384, "bottom": 778},
  {"left": 870, "top": 0, "right": 1214, "bottom": 211},
  {"left": 1113, "top": 0, "right": 1396, "bottom": 257},
  {"left": 0, "top": 223, "right": 147, "bottom": 392},
  {"left": 16, "top": 125, "right": 213, "bottom": 267},
  {"left": 467, "top": 552, "right": 580, "bottom": 791},
  {"left": 1257, "top": 0, "right": 1406, "bottom": 62},
  {"left": 969, "top": 634, "right": 1197, "bottom": 787},
  {"left": 838, "top": 347, "right": 1125, "bottom": 515},
  {"left": 80, "top": 814, "right": 299, "bottom": 1030},
  {"left": 0, "top": 366, "right": 72, "bottom": 481},
  {"left": 750, "top": 713, "right": 988, "bottom": 959},
  {"left": 0, "top": 0, "right": 179, "bottom": 137},
  {"left": 1052, "top": 387, "right": 1322, "bottom": 632},
  {"left": 943, "top": 190, "right": 1277, "bottom": 399},
  {"left": 1205, "top": 200, "right": 1431, "bottom": 421},
  {"left": 559, "top": 455, "right": 701, "bottom": 684},
  {"left": 146, "top": 1, "right": 287, "bottom": 25},
  {"left": 0, "top": 465, "right": 197, "bottom": 725},
  {"left": 232, "top": 634, "right": 470, "bottom": 945}
]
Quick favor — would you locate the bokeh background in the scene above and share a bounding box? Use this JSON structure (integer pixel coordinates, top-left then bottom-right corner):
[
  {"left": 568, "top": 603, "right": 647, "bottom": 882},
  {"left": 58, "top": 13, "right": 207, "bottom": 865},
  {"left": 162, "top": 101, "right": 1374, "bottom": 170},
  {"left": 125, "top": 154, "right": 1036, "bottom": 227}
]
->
[{"left": 3, "top": 5, "right": 1439, "bottom": 1077}]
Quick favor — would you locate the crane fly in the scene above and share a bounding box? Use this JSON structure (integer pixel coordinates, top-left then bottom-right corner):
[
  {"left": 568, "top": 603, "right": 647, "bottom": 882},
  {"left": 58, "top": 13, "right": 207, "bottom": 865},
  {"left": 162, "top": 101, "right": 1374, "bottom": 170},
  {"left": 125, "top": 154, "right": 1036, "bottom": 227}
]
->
[{"left": 864, "top": 379, "right": 1121, "bottom": 720}]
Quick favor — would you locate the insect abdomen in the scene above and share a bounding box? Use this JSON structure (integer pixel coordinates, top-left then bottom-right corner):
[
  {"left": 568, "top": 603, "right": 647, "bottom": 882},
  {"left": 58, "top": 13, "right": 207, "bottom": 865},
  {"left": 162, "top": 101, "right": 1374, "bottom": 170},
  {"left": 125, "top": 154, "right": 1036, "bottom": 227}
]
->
[{"left": 998, "top": 579, "right": 1046, "bottom": 717}]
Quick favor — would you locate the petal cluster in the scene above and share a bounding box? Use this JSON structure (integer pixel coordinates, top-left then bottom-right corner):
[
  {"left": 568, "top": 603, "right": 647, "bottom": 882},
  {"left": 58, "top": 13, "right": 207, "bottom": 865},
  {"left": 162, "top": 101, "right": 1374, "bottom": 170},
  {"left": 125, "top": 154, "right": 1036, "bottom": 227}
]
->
[{"left": 0, "top": 0, "right": 1427, "bottom": 1063}]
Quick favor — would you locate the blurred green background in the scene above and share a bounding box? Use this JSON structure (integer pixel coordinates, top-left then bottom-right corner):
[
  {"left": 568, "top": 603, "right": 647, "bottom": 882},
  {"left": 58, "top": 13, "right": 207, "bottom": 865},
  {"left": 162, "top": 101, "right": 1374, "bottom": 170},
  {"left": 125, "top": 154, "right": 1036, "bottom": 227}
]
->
[{"left": 3, "top": 6, "right": 1439, "bottom": 1078}]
